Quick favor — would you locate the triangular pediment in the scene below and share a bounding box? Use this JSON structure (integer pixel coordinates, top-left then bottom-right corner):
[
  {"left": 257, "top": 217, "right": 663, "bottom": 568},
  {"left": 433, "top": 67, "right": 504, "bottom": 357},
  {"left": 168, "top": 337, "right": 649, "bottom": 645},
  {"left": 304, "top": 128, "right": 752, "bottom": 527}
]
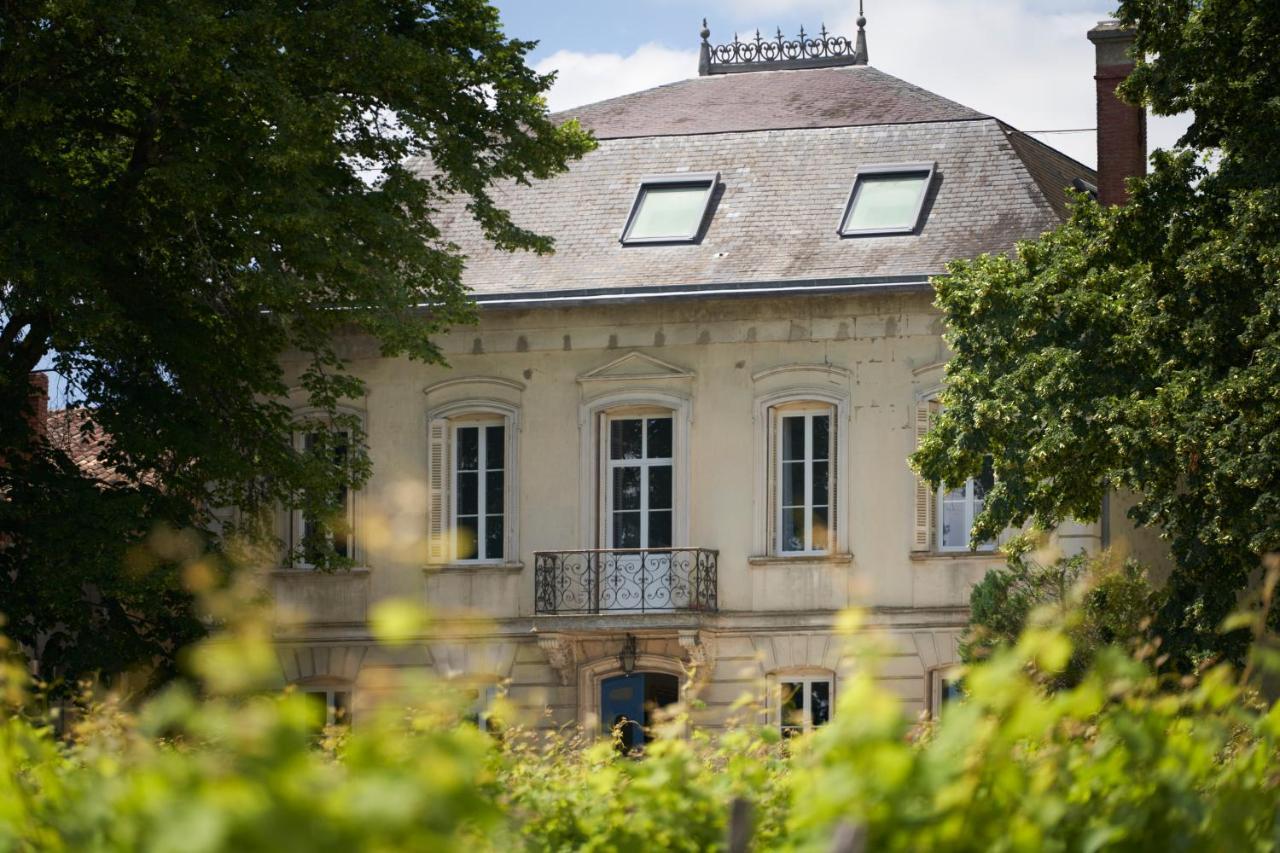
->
[{"left": 577, "top": 351, "right": 693, "bottom": 383}]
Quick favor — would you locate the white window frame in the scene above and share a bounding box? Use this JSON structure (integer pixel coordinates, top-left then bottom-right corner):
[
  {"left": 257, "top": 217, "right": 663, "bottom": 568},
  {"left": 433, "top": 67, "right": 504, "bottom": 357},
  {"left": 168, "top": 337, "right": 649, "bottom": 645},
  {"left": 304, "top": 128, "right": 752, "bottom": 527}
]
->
[
  {"left": 450, "top": 417, "right": 507, "bottom": 564},
  {"left": 774, "top": 407, "right": 836, "bottom": 556},
  {"left": 289, "top": 428, "right": 357, "bottom": 570},
  {"left": 578, "top": 391, "right": 691, "bottom": 551},
  {"left": 603, "top": 412, "right": 675, "bottom": 549},
  {"left": 425, "top": 398, "right": 521, "bottom": 567},
  {"left": 928, "top": 666, "right": 962, "bottom": 718},
  {"left": 936, "top": 469, "right": 996, "bottom": 554},
  {"left": 750, "top": 381, "right": 850, "bottom": 559},
  {"left": 838, "top": 162, "right": 936, "bottom": 237},
  {"left": 619, "top": 172, "right": 719, "bottom": 245},
  {"left": 302, "top": 686, "right": 352, "bottom": 728},
  {"left": 776, "top": 674, "right": 834, "bottom": 736}
]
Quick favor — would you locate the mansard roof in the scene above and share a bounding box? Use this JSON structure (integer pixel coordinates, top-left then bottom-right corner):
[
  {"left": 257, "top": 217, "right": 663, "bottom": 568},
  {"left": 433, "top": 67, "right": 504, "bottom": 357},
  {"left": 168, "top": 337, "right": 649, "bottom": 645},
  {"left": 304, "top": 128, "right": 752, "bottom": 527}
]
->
[{"left": 414, "top": 61, "right": 1094, "bottom": 306}]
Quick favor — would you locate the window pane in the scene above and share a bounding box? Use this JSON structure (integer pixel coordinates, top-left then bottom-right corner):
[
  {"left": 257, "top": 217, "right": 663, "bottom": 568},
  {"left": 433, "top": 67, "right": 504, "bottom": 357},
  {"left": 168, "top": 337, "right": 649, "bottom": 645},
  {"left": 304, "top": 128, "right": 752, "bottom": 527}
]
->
[
  {"left": 844, "top": 172, "right": 929, "bottom": 232},
  {"left": 812, "top": 505, "right": 829, "bottom": 549},
  {"left": 626, "top": 185, "right": 708, "bottom": 241},
  {"left": 613, "top": 466, "right": 641, "bottom": 510},
  {"left": 613, "top": 512, "right": 641, "bottom": 548},
  {"left": 333, "top": 691, "right": 351, "bottom": 724},
  {"left": 648, "top": 510, "right": 672, "bottom": 548},
  {"left": 810, "top": 681, "right": 831, "bottom": 727},
  {"left": 781, "top": 416, "right": 805, "bottom": 461},
  {"left": 648, "top": 465, "right": 672, "bottom": 510},
  {"left": 646, "top": 417, "right": 673, "bottom": 459},
  {"left": 812, "top": 461, "right": 829, "bottom": 506},
  {"left": 782, "top": 461, "right": 804, "bottom": 508},
  {"left": 610, "top": 419, "right": 643, "bottom": 460},
  {"left": 456, "top": 427, "right": 479, "bottom": 471},
  {"left": 941, "top": 490, "right": 967, "bottom": 549},
  {"left": 485, "top": 515, "right": 503, "bottom": 559},
  {"left": 305, "top": 691, "right": 328, "bottom": 732},
  {"left": 485, "top": 426, "right": 504, "bottom": 470},
  {"left": 456, "top": 518, "right": 479, "bottom": 560},
  {"left": 485, "top": 471, "right": 504, "bottom": 514},
  {"left": 782, "top": 507, "right": 805, "bottom": 552},
  {"left": 781, "top": 682, "right": 804, "bottom": 729},
  {"left": 457, "top": 471, "right": 478, "bottom": 515},
  {"left": 811, "top": 415, "right": 830, "bottom": 461}
]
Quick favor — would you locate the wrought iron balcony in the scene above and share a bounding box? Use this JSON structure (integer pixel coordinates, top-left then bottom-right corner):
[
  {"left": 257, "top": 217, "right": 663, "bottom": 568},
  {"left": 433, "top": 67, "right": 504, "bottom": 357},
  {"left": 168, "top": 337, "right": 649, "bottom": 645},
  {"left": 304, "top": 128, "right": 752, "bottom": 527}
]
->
[{"left": 534, "top": 548, "right": 718, "bottom": 615}]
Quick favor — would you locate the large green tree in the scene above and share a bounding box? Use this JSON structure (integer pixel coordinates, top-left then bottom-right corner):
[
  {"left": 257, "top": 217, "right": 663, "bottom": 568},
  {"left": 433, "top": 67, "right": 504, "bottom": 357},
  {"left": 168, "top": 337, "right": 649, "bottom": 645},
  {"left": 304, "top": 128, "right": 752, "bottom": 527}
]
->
[
  {"left": 914, "top": 0, "right": 1280, "bottom": 666},
  {"left": 0, "top": 0, "right": 592, "bottom": 689}
]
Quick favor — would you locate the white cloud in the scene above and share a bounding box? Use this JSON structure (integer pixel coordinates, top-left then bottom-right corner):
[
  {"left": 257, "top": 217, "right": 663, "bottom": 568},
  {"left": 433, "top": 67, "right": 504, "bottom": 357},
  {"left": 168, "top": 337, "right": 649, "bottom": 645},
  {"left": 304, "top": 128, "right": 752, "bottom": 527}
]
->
[
  {"left": 535, "top": 44, "right": 698, "bottom": 113},
  {"left": 535, "top": 0, "right": 1192, "bottom": 169}
]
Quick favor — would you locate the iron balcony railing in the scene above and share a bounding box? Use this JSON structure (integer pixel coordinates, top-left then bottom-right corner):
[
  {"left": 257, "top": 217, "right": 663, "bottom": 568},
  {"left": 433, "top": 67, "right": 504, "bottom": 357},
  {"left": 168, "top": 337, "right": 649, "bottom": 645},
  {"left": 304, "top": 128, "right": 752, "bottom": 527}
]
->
[{"left": 533, "top": 548, "right": 718, "bottom": 615}]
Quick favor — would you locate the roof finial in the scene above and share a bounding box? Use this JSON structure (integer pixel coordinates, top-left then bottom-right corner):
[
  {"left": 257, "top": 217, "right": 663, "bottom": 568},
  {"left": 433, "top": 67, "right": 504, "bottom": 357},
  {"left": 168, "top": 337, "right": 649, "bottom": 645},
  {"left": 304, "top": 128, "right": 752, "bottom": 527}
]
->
[
  {"left": 853, "top": 1, "right": 869, "bottom": 65},
  {"left": 698, "top": 18, "right": 712, "bottom": 75}
]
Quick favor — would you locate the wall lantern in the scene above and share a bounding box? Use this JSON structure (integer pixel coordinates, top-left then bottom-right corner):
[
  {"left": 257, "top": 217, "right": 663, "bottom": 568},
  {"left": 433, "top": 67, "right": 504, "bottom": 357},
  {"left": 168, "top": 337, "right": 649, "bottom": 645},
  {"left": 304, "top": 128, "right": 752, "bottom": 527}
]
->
[{"left": 618, "top": 634, "right": 638, "bottom": 674}]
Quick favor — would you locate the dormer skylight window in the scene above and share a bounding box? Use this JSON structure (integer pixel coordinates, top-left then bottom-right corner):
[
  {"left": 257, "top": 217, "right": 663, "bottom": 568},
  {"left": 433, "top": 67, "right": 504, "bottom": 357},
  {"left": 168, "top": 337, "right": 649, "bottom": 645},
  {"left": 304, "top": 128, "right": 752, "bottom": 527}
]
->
[
  {"left": 838, "top": 163, "right": 935, "bottom": 236},
  {"left": 620, "top": 173, "right": 718, "bottom": 244}
]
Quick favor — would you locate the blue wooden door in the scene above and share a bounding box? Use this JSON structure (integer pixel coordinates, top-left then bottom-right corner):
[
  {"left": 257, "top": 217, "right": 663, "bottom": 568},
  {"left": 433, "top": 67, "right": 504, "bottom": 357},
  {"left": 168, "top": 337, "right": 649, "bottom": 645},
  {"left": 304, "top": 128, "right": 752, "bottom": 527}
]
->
[{"left": 600, "top": 674, "right": 646, "bottom": 748}]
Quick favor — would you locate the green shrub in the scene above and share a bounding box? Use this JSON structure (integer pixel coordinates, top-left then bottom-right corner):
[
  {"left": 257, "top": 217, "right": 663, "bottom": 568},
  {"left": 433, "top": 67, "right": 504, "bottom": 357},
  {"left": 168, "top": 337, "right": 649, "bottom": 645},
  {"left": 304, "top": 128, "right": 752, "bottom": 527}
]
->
[
  {"left": 3, "top": 598, "right": 1280, "bottom": 851},
  {"left": 962, "top": 551, "right": 1155, "bottom": 688}
]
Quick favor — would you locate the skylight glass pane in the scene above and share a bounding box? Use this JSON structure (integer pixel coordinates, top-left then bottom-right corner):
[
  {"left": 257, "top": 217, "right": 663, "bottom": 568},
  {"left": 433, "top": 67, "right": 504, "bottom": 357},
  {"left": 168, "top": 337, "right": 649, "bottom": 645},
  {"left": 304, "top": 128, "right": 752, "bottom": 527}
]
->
[
  {"left": 626, "top": 184, "right": 708, "bottom": 241},
  {"left": 843, "top": 172, "right": 930, "bottom": 233}
]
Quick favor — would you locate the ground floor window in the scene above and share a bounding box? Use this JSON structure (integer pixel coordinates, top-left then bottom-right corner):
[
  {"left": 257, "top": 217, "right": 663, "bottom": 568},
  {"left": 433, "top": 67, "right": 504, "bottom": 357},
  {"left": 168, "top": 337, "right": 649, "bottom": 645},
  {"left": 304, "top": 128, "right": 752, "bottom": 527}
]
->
[
  {"left": 779, "top": 676, "right": 832, "bottom": 737},
  {"left": 302, "top": 687, "right": 351, "bottom": 732}
]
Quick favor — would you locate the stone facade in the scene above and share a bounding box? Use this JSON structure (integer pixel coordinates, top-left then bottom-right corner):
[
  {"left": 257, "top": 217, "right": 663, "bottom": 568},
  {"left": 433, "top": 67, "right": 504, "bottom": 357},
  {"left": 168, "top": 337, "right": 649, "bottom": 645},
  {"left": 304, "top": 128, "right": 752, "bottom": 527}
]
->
[
  {"left": 266, "top": 41, "right": 1115, "bottom": 734},
  {"left": 270, "top": 290, "right": 1103, "bottom": 730}
]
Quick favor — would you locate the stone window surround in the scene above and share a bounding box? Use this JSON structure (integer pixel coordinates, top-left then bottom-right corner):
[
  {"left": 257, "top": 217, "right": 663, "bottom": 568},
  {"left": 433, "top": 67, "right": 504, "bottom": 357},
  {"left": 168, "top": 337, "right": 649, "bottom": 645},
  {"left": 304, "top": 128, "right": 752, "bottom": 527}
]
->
[
  {"left": 286, "top": 403, "right": 366, "bottom": 570},
  {"left": 912, "top": 381, "right": 1000, "bottom": 556},
  {"left": 424, "top": 377, "right": 524, "bottom": 568},
  {"left": 577, "top": 389, "right": 693, "bottom": 550},
  {"left": 751, "top": 367, "right": 852, "bottom": 560}
]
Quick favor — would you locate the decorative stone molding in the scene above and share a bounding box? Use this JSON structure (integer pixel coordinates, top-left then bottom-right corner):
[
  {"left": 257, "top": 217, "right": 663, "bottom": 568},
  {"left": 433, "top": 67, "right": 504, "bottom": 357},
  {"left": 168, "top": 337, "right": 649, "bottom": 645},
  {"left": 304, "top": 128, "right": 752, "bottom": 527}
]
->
[
  {"left": 429, "top": 641, "right": 518, "bottom": 681},
  {"left": 678, "top": 630, "right": 717, "bottom": 680},
  {"left": 537, "top": 633, "right": 578, "bottom": 686},
  {"left": 276, "top": 644, "right": 369, "bottom": 686}
]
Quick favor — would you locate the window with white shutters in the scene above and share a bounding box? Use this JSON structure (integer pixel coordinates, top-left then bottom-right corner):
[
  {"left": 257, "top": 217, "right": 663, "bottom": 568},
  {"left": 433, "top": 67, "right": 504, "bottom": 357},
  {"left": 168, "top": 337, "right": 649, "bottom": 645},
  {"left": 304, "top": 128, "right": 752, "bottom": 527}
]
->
[{"left": 426, "top": 407, "right": 517, "bottom": 565}]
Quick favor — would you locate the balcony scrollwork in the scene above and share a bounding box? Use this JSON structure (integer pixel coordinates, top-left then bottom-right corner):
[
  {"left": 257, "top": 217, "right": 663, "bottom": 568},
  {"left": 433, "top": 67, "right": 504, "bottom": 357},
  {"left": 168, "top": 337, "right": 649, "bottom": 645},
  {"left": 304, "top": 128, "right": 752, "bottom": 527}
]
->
[{"left": 534, "top": 548, "right": 718, "bottom": 615}]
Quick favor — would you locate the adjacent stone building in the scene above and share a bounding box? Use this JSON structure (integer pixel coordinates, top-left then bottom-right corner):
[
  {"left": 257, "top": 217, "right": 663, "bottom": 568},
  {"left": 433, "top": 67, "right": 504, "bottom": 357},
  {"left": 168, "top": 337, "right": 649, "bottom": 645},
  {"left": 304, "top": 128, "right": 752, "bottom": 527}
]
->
[{"left": 270, "top": 19, "right": 1145, "bottom": 739}]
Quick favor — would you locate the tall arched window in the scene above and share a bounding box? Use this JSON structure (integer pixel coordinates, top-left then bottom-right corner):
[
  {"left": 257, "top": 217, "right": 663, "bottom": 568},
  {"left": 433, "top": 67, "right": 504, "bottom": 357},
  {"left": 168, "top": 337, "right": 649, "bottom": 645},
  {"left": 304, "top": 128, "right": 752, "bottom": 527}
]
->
[
  {"left": 912, "top": 393, "right": 995, "bottom": 553},
  {"left": 426, "top": 400, "right": 520, "bottom": 566},
  {"left": 751, "top": 376, "right": 851, "bottom": 559}
]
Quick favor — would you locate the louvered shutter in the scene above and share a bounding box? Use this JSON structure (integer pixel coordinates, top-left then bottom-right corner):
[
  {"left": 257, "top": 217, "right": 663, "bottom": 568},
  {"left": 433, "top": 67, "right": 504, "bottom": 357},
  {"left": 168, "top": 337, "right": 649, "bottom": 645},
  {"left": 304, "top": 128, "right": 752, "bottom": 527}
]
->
[
  {"left": 767, "top": 408, "right": 779, "bottom": 554},
  {"left": 428, "top": 419, "right": 450, "bottom": 563},
  {"left": 828, "top": 407, "right": 838, "bottom": 552},
  {"left": 912, "top": 400, "right": 940, "bottom": 552}
]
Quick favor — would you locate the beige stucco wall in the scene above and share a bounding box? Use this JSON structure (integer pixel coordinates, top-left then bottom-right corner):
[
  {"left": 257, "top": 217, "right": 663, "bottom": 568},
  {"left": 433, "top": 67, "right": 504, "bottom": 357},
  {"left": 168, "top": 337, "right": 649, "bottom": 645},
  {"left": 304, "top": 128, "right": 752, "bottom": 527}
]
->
[{"left": 270, "top": 289, "right": 1106, "bottom": 729}]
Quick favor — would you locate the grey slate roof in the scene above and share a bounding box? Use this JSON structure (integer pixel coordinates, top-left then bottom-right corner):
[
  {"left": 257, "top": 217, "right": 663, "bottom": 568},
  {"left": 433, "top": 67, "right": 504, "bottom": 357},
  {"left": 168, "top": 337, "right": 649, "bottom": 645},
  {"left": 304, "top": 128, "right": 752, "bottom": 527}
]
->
[
  {"left": 554, "top": 65, "right": 987, "bottom": 139},
  {"left": 416, "top": 65, "right": 1094, "bottom": 302}
]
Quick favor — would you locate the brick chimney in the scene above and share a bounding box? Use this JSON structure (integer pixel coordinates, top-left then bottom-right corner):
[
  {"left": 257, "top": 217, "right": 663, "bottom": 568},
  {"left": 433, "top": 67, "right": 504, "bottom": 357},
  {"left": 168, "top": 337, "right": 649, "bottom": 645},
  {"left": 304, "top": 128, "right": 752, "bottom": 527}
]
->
[{"left": 1087, "top": 21, "right": 1146, "bottom": 206}]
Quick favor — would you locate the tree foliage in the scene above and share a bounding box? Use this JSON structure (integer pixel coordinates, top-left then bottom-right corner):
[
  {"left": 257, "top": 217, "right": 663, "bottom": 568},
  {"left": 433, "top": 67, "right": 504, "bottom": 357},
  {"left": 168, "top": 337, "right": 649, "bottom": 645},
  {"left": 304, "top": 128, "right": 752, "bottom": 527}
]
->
[
  {"left": 0, "top": 1, "right": 593, "bottom": 687},
  {"left": 913, "top": 0, "right": 1280, "bottom": 665}
]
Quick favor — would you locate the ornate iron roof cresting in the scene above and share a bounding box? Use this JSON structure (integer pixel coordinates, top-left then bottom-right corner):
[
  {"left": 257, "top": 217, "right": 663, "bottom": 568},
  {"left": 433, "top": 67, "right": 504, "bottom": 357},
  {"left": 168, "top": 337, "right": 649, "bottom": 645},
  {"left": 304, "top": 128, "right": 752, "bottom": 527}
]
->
[{"left": 698, "top": 6, "right": 868, "bottom": 76}]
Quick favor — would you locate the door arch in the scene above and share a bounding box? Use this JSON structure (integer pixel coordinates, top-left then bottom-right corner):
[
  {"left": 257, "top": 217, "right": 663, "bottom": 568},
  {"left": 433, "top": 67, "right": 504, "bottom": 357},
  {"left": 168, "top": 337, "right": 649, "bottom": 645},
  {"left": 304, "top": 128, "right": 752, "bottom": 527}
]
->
[
  {"left": 578, "top": 652, "right": 686, "bottom": 735},
  {"left": 600, "top": 671, "right": 681, "bottom": 748}
]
